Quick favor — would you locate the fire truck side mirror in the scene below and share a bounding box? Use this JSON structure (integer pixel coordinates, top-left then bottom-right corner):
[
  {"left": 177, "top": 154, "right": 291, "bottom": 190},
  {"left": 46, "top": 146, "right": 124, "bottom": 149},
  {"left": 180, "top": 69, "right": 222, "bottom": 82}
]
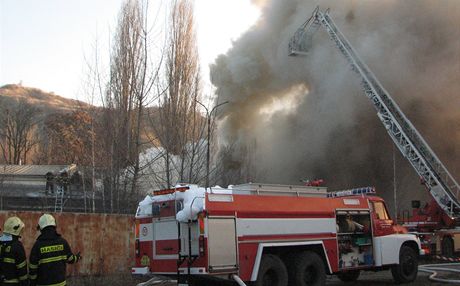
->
[
  {"left": 411, "top": 200, "right": 421, "bottom": 209},
  {"left": 176, "top": 201, "right": 184, "bottom": 213}
]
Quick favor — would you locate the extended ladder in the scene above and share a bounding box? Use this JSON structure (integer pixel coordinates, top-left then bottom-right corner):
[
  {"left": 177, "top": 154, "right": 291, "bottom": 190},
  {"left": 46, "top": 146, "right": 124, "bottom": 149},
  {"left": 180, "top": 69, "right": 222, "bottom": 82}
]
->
[{"left": 289, "top": 8, "right": 460, "bottom": 221}]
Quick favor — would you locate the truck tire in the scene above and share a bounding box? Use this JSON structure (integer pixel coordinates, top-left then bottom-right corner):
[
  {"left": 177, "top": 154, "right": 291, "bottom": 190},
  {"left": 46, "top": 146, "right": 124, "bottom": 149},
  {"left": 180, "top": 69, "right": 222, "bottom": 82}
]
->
[
  {"left": 288, "top": 251, "right": 326, "bottom": 286},
  {"left": 255, "top": 254, "right": 288, "bottom": 286},
  {"left": 337, "top": 270, "right": 360, "bottom": 282},
  {"left": 441, "top": 237, "right": 454, "bottom": 257},
  {"left": 391, "top": 245, "right": 418, "bottom": 284}
]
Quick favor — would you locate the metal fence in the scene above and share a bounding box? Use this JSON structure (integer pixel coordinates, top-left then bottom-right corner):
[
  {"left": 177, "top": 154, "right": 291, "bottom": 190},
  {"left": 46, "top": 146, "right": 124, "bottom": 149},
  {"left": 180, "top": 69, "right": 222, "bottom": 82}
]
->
[
  {"left": 0, "top": 211, "right": 135, "bottom": 276},
  {"left": 0, "top": 195, "right": 139, "bottom": 214}
]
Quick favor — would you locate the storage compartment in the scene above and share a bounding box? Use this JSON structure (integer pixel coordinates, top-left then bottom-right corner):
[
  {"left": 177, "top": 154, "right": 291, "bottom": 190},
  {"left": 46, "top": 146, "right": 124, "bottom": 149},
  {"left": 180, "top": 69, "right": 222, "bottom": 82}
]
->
[
  {"left": 207, "top": 217, "right": 238, "bottom": 272},
  {"left": 336, "top": 210, "right": 374, "bottom": 269}
]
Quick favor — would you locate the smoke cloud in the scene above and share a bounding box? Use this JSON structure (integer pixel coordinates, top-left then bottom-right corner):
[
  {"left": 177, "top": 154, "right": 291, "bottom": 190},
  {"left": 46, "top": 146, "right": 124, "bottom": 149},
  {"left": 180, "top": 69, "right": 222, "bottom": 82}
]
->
[{"left": 210, "top": 0, "right": 460, "bottom": 213}]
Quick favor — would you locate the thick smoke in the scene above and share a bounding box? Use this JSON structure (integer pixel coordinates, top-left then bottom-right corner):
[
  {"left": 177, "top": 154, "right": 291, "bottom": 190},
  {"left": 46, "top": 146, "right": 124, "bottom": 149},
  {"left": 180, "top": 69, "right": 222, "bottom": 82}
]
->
[{"left": 210, "top": 0, "right": 460, "bottom": 214}]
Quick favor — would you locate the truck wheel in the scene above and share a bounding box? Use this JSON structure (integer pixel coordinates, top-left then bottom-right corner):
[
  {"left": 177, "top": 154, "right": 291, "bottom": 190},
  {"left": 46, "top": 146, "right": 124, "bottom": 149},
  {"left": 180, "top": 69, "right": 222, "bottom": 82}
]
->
[
  {"left": 288, "top": 251, "right": 326, "bottom": 286},
  {"left": 337, "top": 270, "right": 360, "bottom": 282},
  {"left": 391, "top": 245, "right": 418, "bottom": 284},
  {"left": 441, "top": 237, "right": 454, "bottom": 257},
  {"left": 255, "top": 254, "right": 288, "bottom": 286}
]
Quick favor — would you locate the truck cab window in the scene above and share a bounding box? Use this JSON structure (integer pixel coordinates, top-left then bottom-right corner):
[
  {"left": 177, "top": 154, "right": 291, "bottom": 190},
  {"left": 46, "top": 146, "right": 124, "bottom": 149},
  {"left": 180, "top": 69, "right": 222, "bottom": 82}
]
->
[
  {"left": 152, "top": 204, "right": 161, "bottom": 217},
  {"left": 372, "top": 202, "right": 389, "bottom": 220},
  {"left": 152, "top": 201, "right": 177, "bottom": 218}
]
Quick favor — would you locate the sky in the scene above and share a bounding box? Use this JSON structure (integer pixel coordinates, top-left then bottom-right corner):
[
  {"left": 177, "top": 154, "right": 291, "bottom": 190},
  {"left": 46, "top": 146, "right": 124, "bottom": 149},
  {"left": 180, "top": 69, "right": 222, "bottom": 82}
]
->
[{"left": 0, "top": 0, "right": 260, "bottom": 101}]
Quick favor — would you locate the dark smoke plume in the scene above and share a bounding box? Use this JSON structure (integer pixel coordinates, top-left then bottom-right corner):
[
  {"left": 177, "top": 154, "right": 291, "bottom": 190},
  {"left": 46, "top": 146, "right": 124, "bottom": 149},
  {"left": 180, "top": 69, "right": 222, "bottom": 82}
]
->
[{"left": 210, "top": 0, "right": 460, "bottom": 214}]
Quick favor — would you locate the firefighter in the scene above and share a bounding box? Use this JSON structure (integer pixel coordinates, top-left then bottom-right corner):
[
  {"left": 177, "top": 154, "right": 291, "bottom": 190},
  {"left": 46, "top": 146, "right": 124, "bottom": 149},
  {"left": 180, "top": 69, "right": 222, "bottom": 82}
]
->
[
  {"left": 345, "top": 214, "right": 364, "bottom": 232},
  {"left": 29, "top": 214, "right": 81, "bottom": 286},
  {"left": 0, "top": 216, "right": 28, "bottom": 285}
]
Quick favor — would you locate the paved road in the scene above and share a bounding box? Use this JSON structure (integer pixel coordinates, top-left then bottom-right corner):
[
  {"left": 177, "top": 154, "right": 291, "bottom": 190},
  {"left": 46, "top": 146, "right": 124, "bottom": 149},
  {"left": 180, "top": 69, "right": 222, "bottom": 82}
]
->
[
  {"left": 327, "top": 270, "right": 435, "bottom": 285},
  {"left": 130, "top": 271, "right": 448, "bottom": 286},
  {"left": 69, "top": 264, "right": 460, "bottom": 286}
]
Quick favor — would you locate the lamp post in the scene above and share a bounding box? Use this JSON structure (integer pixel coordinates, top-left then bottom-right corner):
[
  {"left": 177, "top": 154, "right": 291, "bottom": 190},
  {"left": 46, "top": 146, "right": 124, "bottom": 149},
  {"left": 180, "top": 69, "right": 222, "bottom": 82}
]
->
[{"left": 196, "top": 100, "right": 229, "bottom": 188}]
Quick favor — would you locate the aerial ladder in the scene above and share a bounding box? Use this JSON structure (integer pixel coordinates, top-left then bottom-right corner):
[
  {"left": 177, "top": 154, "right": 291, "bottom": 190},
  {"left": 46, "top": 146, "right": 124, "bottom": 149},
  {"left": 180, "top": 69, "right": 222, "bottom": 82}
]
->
[{"left": 288, "top": 7, "right": 460, "bottom": 229}]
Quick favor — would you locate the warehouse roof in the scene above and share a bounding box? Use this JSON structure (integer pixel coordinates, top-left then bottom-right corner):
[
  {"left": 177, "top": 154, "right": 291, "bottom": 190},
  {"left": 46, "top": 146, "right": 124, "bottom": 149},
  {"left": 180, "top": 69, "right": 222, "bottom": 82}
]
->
[{"left": 0, "top": 165, "right": 70, "bottom": 176}]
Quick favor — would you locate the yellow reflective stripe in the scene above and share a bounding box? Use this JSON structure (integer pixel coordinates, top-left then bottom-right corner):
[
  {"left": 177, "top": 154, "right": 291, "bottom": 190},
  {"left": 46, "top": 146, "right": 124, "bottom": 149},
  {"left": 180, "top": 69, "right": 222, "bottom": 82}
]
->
[
  {"left": 3, "top": 278, "right": 19, "bottom": 283},
  {"left": 16, "top": 259, "right": 27, "bottom": 269},
  {"left": 19, "top": 274, "right": 28, "bottom": 281},
  {"left": 29, "top": 263, "right": 38, "bottom": 269},
  {"left": 30, "top": 274, "right": 37, "bottom": 280},
  {"left": 37, "top": 281, "right": 66, "bottom": 286},
  {"left": 3, "top": 257, "right": 15, "bottom": 264},
  {"left": 38, "top": 255, "right": 68, "bottom": 265}
]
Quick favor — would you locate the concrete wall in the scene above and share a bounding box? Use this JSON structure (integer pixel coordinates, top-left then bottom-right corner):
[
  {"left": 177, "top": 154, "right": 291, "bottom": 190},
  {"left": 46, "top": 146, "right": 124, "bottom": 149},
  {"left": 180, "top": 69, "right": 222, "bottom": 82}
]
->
[{"left": 0, "top": 211, "right": 135, "bottom": 275}]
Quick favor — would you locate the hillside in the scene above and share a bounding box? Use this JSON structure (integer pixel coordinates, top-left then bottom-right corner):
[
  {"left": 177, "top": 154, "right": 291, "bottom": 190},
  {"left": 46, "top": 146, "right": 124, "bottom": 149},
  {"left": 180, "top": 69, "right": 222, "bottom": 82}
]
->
[
  {"left": 0, "top": 83, "right": 180, "bottom": 162},
  {"left": 0, "top": 84, "right": 91, "bottom": 113}
]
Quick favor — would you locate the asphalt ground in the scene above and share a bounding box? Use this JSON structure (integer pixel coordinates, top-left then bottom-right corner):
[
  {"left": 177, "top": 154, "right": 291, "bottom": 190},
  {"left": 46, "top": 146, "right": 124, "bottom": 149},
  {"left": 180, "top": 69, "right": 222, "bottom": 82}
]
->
[
  {"left": 326, "top": 269, "right": 448, "bottom": 285},
  {"left": 68, "top": 263, "right": 460, "bottom": 286}
]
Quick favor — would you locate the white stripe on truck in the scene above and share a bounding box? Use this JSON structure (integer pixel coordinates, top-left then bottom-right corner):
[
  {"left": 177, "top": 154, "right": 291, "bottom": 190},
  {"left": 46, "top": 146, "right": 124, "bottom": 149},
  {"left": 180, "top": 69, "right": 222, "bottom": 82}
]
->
[{"left": 237, "top": 218, "right": 336, "bottom": 237}]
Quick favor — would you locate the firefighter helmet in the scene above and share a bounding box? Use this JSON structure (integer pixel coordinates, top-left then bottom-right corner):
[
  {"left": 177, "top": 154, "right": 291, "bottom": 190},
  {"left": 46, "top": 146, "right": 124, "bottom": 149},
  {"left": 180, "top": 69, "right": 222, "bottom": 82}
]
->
[
  {"left": 38, "top": 214, "right": 56, "bottom": 230},
  {"left": 3, "top": 216, "right": 25, "bottom": 236}
]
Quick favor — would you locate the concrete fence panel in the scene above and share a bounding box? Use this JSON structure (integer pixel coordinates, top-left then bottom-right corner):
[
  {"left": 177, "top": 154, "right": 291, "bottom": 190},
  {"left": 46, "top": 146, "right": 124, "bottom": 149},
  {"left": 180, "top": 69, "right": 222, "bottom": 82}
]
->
[{"left": 0, "top": 211, "right": 135, "bottom": 276}]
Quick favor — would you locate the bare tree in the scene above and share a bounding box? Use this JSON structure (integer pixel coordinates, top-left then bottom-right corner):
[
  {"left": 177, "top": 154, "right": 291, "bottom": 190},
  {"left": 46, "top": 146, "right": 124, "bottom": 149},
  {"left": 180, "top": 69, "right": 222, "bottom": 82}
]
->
[
  {"left": 0, "top": 165, "right": 5, "bottom": 210},
  {"left": 81, "top": 34, "right": 109, "bottom": 213},
  {"left": 41, "top": 111, "right": 94, "bottom": 165},
  {"left": 80, "top": 0, "right": 206, "bottom": 212},
  {"left": 103, "top": 0, "right": 142, "bottom": 212},
  {"left": 151, "top": 0, "right": 206, "bottom": 188},
  {"left": 0, "top": 99, "right": 38, "bottom": 164},
  {"left": 97, "top": 0, "right": 162, "bottom": 212}
]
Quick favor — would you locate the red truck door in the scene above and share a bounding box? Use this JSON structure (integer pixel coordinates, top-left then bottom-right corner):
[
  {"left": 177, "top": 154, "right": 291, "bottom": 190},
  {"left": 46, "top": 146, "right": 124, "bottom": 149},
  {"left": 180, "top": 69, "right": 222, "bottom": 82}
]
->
[
  {"left": 152, "top": 200, "right": 179, "bottom": 257},
  {"left": 371, "top": 200, "right": 395, "bottom": 237}
]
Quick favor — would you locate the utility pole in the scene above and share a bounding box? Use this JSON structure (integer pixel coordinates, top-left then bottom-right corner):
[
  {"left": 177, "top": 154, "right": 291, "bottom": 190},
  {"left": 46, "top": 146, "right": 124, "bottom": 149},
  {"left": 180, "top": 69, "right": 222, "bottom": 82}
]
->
[
  {"left": 196, "top": 100, "right": 229, "bottom": 188},
  {"left": 393, "top": 144, "right": 398, "bottom": 220}
]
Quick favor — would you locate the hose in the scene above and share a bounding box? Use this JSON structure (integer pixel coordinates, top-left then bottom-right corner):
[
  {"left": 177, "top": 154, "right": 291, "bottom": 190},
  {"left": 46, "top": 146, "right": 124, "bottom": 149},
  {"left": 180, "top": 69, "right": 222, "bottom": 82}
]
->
[
  {"left": 232, "top": 274, "right": 247, "bottom": 286},
  {"left": 136, "top": 277, "right": 177, "bottom": 286},
  {"left": 419, "top": 263, "right": 460, "bottom": 284},
  {"left": 137, "top": 276, "right": 245, "bottom": 286}
]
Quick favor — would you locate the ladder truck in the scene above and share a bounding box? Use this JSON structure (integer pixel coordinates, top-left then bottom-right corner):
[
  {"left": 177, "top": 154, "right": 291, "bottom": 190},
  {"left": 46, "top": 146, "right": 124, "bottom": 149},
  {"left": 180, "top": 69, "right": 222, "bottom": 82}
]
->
[{"left": 288, "top": 7, "right": 460, "bottom": 257}]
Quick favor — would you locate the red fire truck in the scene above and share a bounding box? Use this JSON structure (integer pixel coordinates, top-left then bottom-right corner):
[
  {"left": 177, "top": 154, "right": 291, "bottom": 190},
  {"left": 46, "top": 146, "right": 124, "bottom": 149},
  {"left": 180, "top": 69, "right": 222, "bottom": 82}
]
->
[{"left": 132, "top": 183, "right": 422, "bottom": 286}]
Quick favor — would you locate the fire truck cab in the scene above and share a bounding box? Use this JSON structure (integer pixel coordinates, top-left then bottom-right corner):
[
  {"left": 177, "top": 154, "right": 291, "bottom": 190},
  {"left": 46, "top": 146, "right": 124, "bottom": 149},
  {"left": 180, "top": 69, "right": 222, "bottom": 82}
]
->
[{"left": 132, "top": 183, "right": 422, "bottom": 286}]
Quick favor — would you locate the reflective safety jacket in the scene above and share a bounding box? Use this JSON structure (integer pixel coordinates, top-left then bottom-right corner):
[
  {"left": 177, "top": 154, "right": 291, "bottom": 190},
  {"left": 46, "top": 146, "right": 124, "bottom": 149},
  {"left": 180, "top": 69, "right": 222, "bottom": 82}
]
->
[
  {"left": 29, "top": 227, "right": 79, "bottom": 286},
  {"left": 0, "top": 234, "right": 28, "bottom": 286}
]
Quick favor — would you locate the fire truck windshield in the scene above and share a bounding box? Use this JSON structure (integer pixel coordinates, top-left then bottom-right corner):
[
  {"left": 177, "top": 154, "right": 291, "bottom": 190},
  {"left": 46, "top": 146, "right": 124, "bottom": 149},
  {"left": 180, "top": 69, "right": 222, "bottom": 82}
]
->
[{"left": 372, "top": 201, "right": 390, "bottom": 220}]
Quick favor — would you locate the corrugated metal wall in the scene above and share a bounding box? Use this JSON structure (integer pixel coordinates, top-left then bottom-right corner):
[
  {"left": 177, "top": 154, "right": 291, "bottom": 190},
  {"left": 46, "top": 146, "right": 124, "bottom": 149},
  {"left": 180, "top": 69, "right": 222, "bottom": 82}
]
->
[{"left": 0, "top": 212, "right": 135, "bottom": 275}]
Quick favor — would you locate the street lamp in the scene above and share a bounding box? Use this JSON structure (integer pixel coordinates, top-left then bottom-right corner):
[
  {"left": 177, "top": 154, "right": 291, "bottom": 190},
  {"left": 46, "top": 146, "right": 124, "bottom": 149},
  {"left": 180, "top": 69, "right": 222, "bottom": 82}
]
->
[{"left": 196, "top": 100, "right": 229, "bottom": 188}]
